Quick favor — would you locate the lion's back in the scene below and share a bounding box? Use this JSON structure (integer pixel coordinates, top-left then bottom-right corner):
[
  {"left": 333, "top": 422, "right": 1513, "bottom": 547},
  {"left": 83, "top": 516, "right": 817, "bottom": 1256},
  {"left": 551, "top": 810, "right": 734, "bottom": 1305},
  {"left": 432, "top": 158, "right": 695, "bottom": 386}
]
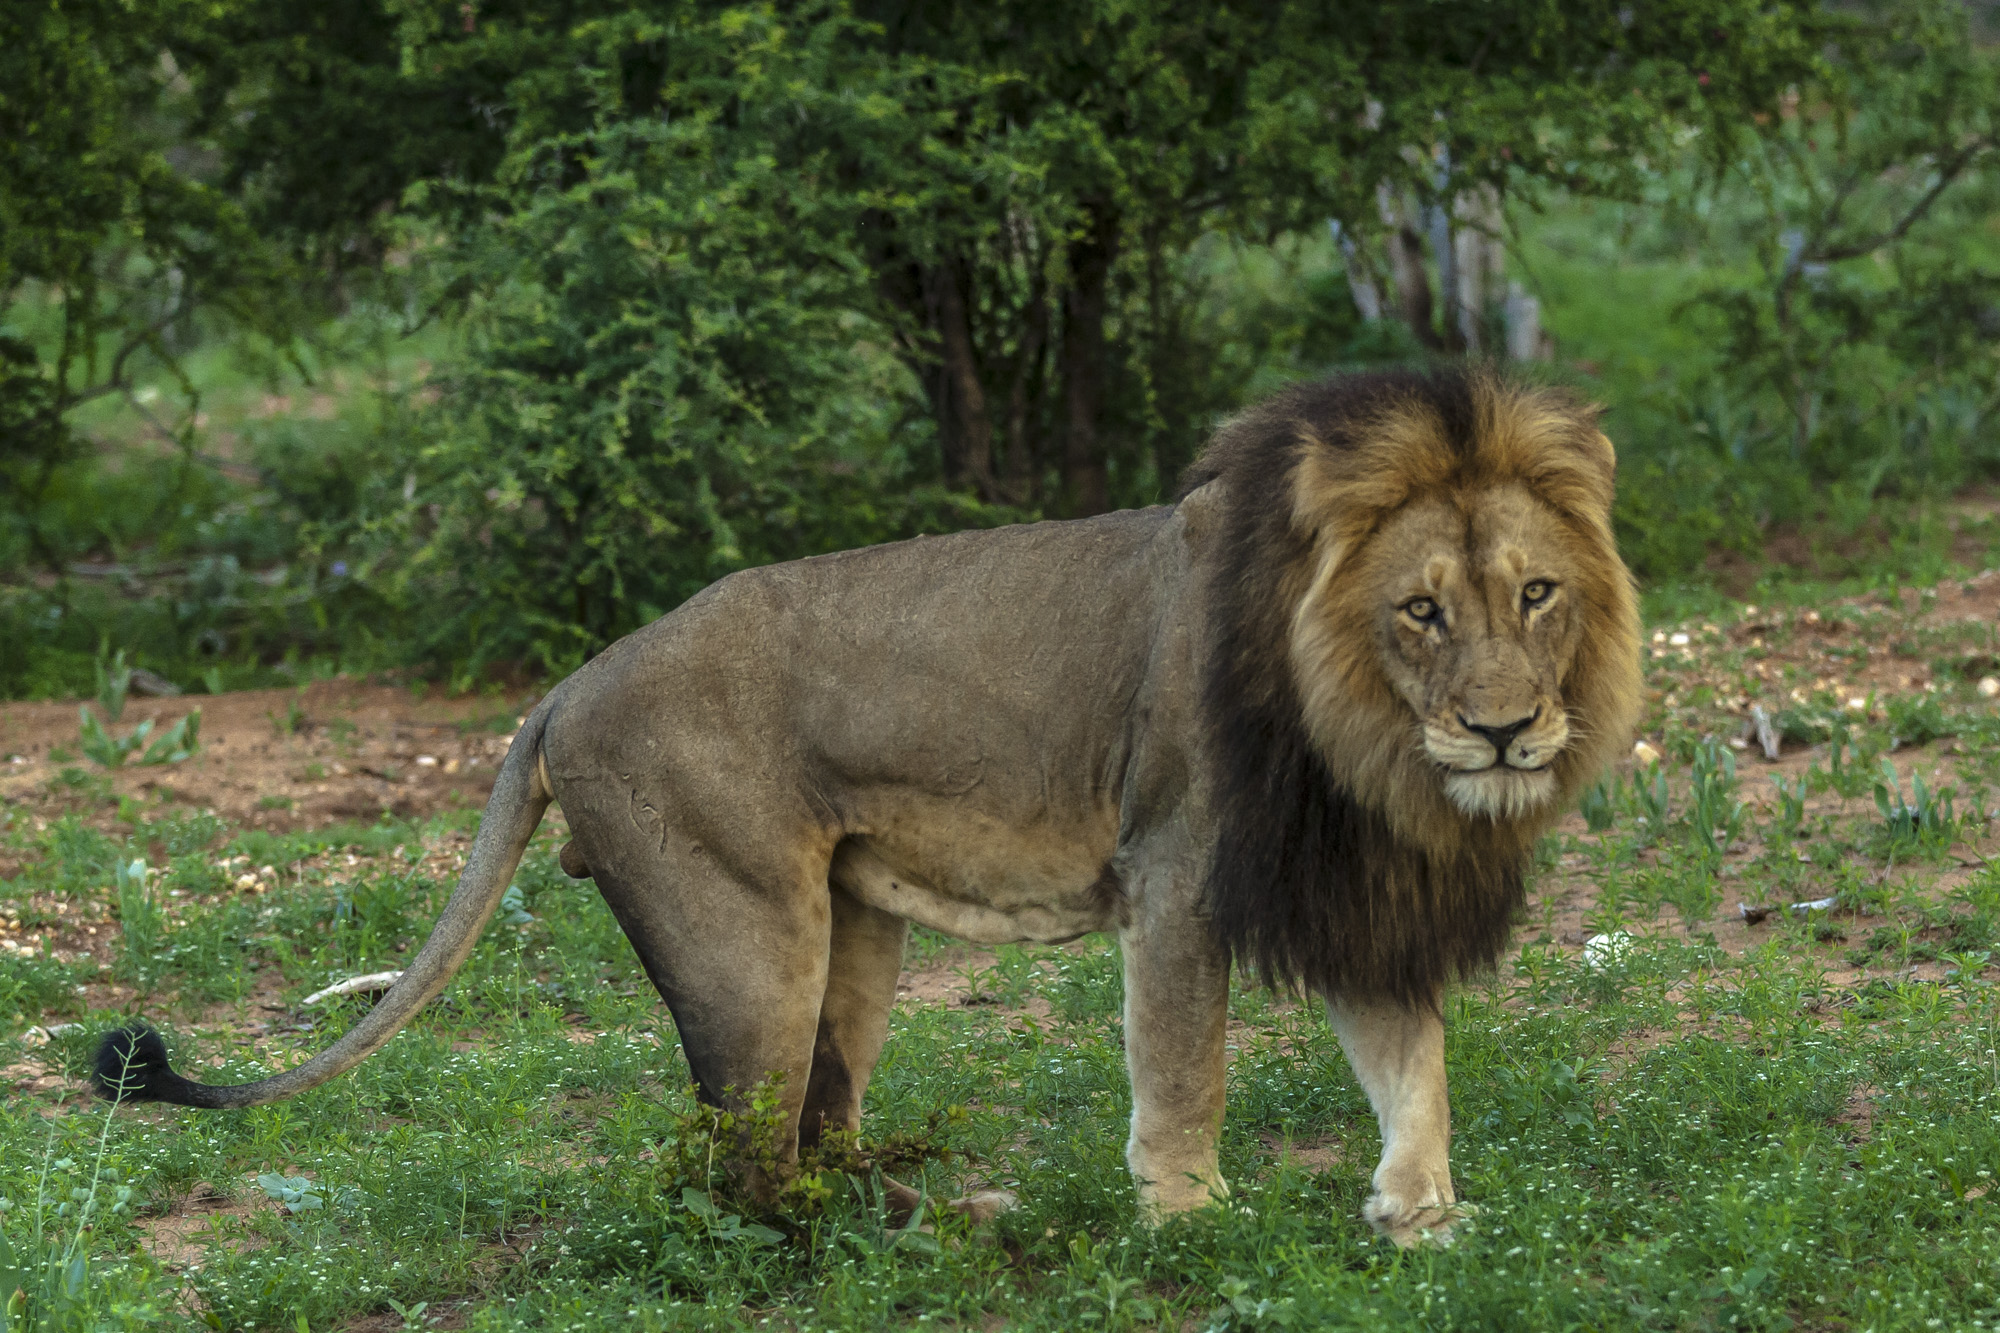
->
[{"left": 546, "top": 505, "right": 1190, "bottom": 809}]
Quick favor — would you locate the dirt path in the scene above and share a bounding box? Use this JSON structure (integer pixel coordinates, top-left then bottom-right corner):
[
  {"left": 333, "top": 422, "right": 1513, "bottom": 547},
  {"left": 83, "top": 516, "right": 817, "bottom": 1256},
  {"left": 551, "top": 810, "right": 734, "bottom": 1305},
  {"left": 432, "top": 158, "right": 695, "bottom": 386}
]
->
[{"left": 0, "top": 678, "right": 539, "bottom": 845}]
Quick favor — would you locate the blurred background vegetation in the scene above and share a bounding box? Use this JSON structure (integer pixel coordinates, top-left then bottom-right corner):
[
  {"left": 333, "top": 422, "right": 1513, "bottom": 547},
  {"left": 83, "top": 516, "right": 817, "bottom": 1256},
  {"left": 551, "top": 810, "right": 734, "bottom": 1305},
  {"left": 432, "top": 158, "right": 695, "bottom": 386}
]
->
[{"left": 5, "top": 0, "right": 2000, "bottom": 698}]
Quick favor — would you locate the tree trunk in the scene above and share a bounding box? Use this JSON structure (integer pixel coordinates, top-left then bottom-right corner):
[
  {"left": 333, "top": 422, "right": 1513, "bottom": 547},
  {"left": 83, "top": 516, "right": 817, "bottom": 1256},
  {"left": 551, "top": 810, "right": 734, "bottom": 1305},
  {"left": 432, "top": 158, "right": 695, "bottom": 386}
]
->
[
  {"left": 1002, "top": 269, "right": 1048, "bottom": 504},
  {"left": 1378, "top": 184, "right": 1440, "bottom": 350},
  {"left": 929, "top": 260, "right": 997, "bottom": 493},
  {"left": 1060, "top": 207, "right": 1117, "bottom": 517},
  {"left": 1451, "top": 185, "right": 1505, "bottom": 352}
]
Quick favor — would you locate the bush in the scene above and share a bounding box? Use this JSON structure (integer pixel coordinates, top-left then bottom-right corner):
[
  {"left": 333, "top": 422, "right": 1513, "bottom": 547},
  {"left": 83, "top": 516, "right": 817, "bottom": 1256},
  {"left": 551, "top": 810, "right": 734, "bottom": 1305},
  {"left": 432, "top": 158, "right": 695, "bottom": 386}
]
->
[{"left": 383, "top": 16, "right": 1017, "bottom": 676}]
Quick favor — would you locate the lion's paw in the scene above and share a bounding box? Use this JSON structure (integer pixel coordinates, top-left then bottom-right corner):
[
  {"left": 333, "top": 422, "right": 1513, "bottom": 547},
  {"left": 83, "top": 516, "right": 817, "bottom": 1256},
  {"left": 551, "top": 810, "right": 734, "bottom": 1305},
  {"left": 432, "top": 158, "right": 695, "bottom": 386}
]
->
[
  {"left": 1364, "top": 1181, "right": 1474, "bottom": 1248},
  {"left": 882, "top": 1180, "right": 1019, "bottom": 1228},
  {"left": 1134, "top": 1173, "right": 1230, "bottom": 1226},
  {"left": 945, "top": 1189, "right": 1018, "bottom": 1225}
]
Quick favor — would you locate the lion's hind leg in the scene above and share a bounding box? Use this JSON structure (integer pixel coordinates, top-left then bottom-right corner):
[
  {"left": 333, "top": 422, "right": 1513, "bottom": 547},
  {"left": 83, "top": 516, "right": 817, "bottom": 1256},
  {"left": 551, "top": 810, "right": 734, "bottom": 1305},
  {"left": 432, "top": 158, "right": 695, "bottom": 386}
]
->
[
  {"left": 1326, "top": 998, "right": 1469, "bottom": 1247},
  {"left": 801, "top": 886, "right": 906, "bottom": 1151},
  {"left": 810, "top": 885, "right": 1016, "bottom": 1224},
  {"left": 578, "top": 835, "right": 834, "bottom": 1200}
]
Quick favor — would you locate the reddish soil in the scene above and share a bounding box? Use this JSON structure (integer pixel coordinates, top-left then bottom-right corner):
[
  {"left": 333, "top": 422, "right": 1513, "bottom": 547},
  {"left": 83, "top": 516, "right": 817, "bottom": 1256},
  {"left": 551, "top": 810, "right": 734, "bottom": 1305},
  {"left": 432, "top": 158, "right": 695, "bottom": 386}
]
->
[{"left": 0, "top": 677, "right": 538, "bottom": 833}]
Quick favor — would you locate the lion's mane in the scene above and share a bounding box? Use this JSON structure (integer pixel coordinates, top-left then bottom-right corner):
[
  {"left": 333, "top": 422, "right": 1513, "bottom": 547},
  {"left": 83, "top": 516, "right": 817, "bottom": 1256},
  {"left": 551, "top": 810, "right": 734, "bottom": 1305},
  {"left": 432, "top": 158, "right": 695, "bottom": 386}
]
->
[{"left": 1184, "top": 367, "right": 1643, "bottom": 1008}]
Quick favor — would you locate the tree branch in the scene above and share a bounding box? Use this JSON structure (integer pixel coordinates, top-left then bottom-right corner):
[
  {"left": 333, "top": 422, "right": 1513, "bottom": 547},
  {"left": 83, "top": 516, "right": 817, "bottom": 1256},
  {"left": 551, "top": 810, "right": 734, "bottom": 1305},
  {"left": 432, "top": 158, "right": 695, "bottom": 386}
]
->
[{"left": 1809, "top": 137, "right": 1995, "bottom": 264}]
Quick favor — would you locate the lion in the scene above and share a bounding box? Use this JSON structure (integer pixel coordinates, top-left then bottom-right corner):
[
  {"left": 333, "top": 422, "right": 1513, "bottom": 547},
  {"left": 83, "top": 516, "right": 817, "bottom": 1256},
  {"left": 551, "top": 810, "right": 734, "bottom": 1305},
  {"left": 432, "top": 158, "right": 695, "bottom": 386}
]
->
[{"left": 97, "top": 367, "right": 1642, "bottom": 1246}]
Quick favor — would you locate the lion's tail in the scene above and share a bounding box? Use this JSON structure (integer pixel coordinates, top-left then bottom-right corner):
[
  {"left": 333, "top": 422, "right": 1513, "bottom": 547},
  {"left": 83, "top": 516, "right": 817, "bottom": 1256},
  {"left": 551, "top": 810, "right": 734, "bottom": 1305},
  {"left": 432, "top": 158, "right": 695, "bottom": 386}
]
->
[{"left": 93, "top": 698, "right": 558, "bottom": 1109}]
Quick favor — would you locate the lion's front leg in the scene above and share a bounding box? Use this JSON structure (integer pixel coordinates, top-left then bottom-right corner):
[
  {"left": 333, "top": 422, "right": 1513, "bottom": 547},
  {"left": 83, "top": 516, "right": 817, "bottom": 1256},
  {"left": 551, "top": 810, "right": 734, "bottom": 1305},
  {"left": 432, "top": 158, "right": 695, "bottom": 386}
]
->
[
  {"left": 1120, "top": 907, "right": 1231, "bottom": 1221},
  {"left": 1326, "top": 998, "right": 1466, "bottom": 1247}
]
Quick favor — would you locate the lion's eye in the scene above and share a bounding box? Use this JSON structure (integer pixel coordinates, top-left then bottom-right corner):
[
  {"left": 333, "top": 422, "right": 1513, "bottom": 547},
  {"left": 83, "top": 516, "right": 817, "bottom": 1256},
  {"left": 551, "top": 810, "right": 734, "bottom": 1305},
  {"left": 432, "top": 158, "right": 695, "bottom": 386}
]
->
[
  {"left": 1522, "top": 581, "right": 1555, "bottom": 608},
  {"left": 1402, "top": 598, "right": 1440, "bottom": 624}
]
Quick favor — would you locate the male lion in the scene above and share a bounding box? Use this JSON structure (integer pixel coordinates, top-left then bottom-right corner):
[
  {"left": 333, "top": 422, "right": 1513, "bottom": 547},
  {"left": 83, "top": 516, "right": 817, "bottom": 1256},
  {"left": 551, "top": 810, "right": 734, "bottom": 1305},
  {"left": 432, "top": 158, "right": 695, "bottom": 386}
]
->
[{"left": 99, "top": 367, "right": 1641, "bottom": 1245}]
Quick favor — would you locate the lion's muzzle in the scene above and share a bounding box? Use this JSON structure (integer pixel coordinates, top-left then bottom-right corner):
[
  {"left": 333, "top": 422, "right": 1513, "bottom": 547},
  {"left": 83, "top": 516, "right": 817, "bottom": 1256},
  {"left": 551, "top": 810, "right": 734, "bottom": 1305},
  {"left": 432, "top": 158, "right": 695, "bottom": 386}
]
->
[
  {"left": 1426, "top": 702, "right": 1569, "bottom": 818},
  {"left": 1459, "top": 708, "right": 1540, "bottom": 767}
]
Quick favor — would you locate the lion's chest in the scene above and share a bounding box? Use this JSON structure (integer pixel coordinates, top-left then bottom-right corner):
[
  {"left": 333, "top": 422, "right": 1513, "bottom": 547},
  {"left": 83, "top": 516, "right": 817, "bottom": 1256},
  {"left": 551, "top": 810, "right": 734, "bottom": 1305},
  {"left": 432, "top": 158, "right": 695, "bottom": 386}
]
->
[{"left": 828, "top": 794, "right": 1121, "bottom": 945}]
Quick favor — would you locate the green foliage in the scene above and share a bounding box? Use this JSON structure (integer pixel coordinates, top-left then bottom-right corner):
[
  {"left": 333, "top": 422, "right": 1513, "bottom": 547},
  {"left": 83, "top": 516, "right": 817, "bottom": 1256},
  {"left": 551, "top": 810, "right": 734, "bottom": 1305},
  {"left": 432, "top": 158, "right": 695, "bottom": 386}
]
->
[
  {"left": 1771, "top": 771, "right": 1810, "bottom": 839},
  {"left": 5, "top": 793, "right": 2000, "bottom": 1327},
  {"left": 1533, "top": 0, "right": 2000, "bottom": 578},
  {"left": 386, "top": 11, "right": 1018, "bottom": 669},
  {"left": 254, "top": 1174, "right": 325, "bottom": 1214},
  {"left": 0, "top": 0, "right": 302, "bottom": 583},
  {"left": 1577, "top": 779, "right": 1615, "bottom": 833},
  {"left": 75, "top": 708, "right": 200, "bottom": 770},
  {"left": 1686, "top": 736, "right": 1747, "bottom": 853},
  {"left": 111, "top": 858, "right": 166, "bottom": 991},
  {"left": 1873, "top": 760, "right": 1959, "bottom": 851},
  {"left": 0, "top": 1093, "right": 148, "bottom": 1333},
  {"left": 1623, "top": 760, "right": 1673, "bottom": 835},
  {"left": 73, "top": 647, "right": 201, "bottom": 768}
]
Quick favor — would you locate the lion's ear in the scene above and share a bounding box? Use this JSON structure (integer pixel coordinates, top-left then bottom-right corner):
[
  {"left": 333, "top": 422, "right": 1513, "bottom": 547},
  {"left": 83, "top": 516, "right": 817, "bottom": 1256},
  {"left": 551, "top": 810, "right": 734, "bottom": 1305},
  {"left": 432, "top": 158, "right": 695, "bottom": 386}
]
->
[
  {"left": 1591, "top": 430, "right": 1618, "bottom": 475},
  {"left": 1290, "top": 419, "right": 1434, "bottom": 542},
  {"left": 1177, "top": 478, "right": 1225, "bottom": 549},
  {"left": 1289, "top": 442, "right": 1349, "bottom": 537}
]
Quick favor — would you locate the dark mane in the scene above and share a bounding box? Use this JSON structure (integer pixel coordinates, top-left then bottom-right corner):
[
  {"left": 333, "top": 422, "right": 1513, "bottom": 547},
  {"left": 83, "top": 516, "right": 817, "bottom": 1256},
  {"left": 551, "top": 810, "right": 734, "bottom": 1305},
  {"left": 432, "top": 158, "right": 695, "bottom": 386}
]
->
[{"left": 1187, "top": 367, "right": 1533, "bottom": 1009}]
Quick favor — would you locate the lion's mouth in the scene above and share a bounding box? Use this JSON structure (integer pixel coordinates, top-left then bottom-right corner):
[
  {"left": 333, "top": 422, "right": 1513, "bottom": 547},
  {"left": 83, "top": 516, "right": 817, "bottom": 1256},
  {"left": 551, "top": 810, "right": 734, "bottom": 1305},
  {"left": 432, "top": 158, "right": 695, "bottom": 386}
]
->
[{"left": 1441, "top": 765, "right": 1558, "bottom": 818}]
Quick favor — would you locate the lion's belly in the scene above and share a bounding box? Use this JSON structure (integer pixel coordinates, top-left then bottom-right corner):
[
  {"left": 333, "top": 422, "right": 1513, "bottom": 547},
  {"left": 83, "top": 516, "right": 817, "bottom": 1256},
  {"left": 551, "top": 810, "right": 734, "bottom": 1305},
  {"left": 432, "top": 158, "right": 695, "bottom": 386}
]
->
[{"left": 829, "top": 800, "right": 1120, "bottom": 945}]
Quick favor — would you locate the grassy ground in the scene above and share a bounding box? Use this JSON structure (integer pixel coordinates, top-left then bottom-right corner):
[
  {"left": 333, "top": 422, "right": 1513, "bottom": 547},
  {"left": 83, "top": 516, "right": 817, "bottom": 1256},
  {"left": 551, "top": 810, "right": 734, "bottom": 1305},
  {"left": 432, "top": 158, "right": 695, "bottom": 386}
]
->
[{"left": 6, "top": 579, "right": 2000, "bottom": 1330}]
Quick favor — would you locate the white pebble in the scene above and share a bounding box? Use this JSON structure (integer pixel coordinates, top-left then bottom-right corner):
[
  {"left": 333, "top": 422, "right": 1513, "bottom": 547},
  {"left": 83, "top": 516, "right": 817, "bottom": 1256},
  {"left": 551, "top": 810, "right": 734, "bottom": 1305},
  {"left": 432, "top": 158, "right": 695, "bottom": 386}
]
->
[{"left": 1583, "top": 932, "right": 1632, "bottom": 969}]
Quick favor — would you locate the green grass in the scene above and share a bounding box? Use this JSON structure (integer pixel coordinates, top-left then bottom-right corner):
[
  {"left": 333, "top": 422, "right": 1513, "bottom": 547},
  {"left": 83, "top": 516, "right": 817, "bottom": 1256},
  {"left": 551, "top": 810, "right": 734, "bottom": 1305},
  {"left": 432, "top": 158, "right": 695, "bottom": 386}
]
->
[{"left": 7, "top": 605, "right": 2000, "bottom": 1330}]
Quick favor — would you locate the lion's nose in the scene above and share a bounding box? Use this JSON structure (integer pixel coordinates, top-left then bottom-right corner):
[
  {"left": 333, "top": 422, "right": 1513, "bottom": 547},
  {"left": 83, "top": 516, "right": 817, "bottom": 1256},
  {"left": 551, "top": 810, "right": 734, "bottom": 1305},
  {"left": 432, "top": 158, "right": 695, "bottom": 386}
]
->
[{"left": 1460, "top": 709, "right": 1539, "bottom": 763}]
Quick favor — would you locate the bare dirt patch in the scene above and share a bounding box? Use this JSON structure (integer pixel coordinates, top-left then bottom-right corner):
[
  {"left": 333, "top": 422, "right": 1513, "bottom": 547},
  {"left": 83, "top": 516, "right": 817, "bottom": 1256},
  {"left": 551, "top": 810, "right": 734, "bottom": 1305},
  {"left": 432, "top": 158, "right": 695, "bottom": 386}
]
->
[
  {"left": 137, "top": 1182, "right": 271, "bottom": 1270},
  {"left": 1260, "top": 1131, "right": 1347, "bottom": 1174},
  {"left": 0, "top": 678, "right": 539, "bottom": 839},
  {"left": 896, "top": 944, "right": 1000, "bottom": 1007},
  {"left": 1832, "top": 1085, "right": 1881, "bottom": 1145}
]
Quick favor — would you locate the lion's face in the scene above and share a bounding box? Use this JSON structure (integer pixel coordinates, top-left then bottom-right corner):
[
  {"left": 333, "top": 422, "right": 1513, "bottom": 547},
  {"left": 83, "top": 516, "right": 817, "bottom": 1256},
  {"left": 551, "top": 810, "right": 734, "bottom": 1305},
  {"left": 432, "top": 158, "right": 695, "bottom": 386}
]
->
[
  {"left": 1365, "top": 485, "right": 1586, "bottom": 819},
  {"left": 1275, "top": 377, "right": 1642, "bottom": 843}
]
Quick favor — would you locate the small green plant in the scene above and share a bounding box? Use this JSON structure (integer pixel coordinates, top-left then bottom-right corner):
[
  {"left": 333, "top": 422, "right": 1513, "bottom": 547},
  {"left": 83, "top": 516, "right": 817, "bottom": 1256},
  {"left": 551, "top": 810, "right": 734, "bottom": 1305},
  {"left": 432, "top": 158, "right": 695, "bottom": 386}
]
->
[
  {"left": 1624, "top": 762, "right": 1671, "bottom": 833},
  {"left": 270, "top": 693, "right": 308, "bottom": 738},
  {"left": 679, "top": 1186, "right": 782, "bottom": 1247},
  {"left": 1687, "top": 737, "right": 1746, "bottom": 853},
  {"left": 1770, "top": 772, "right": 1810, "bottom": 840},
  {"left": 77, "top": 684, "right": 200, "bottom": 768},
  {"left": 385, "top": 1298, "right": 436, "bottom": 1330},
  {"left": 113, "top": 857, "right": 167, "bottom": 988},
  {"left": 837, "top": 1174, "right": 938, "bottom": 1256},
  {"left": 497, "top": 883, "right": 534, "bottom": 927},
  {"left": 256, "top": 1174, "right": 325, "bottom": 1214},
  {"left": 1886, "top": 693, "right": 1957, "bottom": 747},
  {"left": 1874, "top": 760, "right": 1957, "bottom": 848},
  {"left": 92, "top": 649, "right": 131, "bottom": 724},
  {"left": 1822, "top": 715, "right": 1884, "bottom": 799},
  {"left": 1578, "top": 780, "right": 1615, "bottom": 833}
]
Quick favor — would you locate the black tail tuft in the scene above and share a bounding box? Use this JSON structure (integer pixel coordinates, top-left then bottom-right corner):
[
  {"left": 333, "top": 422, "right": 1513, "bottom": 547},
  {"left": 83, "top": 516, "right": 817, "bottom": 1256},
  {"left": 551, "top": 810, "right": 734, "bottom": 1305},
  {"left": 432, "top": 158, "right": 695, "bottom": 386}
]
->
[{"left": 93, "top": 1023, "right": 225, "bottom": 1107}]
